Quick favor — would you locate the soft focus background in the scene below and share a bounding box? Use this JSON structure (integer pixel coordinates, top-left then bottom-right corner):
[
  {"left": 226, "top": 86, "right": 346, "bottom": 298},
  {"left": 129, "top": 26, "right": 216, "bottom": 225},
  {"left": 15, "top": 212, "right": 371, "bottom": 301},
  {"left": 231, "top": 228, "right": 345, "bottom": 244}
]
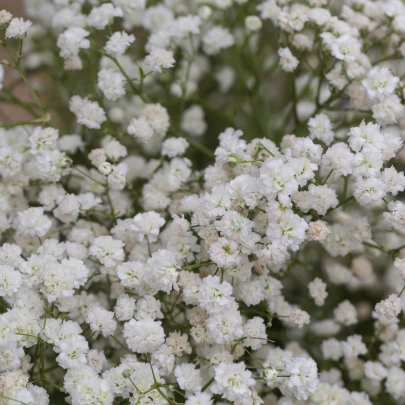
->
[{"left": 0, "top": 0, "right": 34, "bottom": 124}]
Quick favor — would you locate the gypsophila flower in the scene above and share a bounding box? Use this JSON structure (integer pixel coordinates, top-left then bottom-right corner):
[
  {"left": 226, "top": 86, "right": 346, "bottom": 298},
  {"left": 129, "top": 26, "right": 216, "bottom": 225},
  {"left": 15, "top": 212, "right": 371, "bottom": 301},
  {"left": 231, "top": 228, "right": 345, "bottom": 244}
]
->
[
  {"left": 331, "top": 35, "right": 361, "bottom": 61},
  {"left": 375, "top": 294, "right": 401, "bottom": 321},
  {"left": 162, "top": 138, "right": 189, "bottom": 158},
  {"left": 211, "top": 362, "right": 255, "bottom": 401},
  {"left": 203, "top": 26, "right": 234, "bottom": 55},
  {"left": 0, "top": 265, "right": 22, "bottom": 297},
  {"left": 87, "top": 3, "right": 123, "bottom": 30},
  {"left": 16, "top": 207, "right": 52, "bottom": 237},
  {"left": 0, "top": 10, "right": 12, "bottom": 25},
  {"left": 89, "top": 236, "right": 125, "bottom": 268},
  {"left": 245, "top": 16, "right": 263, "bottom": 31},
  {"left": 5, "top": 18, "right": 32, "bottom": 38},
  {"left": 282, "top": 357, "right": 318, "bottom": 400},
  {"left": 69, "top": 96, "right": 106, "bottom": 129},
  {"left": 145, "top": 48, "right": 175, "bottom": 73},
  {"left": 1, "top": 3, "right": 405, "bottom": 404},
  {"left": 278, "top": 47, "right": 299, "bottom": 72},
  {"left": 289, "top": 309, "right": 310, "bottom": 328},
  {"left": 105, "top": 31, "right": 135, "bottom": 57},
  {"left": 308, "top": 277, "right": 328, "bottom": 306},
  {"left": 132, "top": 211, "right": 165, "bottom": 243},
  {"left": 362, "top": 67, "right": 399, "bottom": 100},
  {"left": 98, "top": 69, "right": 126, "bottom": 101},
  {"left": 308, "top": 113, "right": 334, "bottom": 146},
  {"left": 57, "top": 27, "right": 90, "bottom": 59},
  {"left": 123, "top": 317, "right": 165, "bottom": 353},
  {"left": 127, "top": 118, "right": 154, "bottom": 143}
]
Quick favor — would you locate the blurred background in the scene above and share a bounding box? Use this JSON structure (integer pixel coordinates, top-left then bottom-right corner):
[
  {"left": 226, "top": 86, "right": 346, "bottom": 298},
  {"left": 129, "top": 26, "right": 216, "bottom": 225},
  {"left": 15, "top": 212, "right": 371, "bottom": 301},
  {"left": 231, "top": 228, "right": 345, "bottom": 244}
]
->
[{"left": 0, "top": 0, "right": 31, "bottom": 124}]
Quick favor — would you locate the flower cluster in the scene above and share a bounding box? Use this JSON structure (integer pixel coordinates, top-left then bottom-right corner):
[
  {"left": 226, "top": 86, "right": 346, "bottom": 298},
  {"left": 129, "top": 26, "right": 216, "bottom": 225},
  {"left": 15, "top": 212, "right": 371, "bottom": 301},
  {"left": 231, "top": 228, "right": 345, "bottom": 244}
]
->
[{"left": 1, "top": 1, "right": 405, "bottom": 405}]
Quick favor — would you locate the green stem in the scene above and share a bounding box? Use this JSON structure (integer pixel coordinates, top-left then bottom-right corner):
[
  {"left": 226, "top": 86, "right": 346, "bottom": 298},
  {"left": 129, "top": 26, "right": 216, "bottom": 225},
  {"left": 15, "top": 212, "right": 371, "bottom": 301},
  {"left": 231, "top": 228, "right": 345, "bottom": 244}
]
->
[
  {"left": 0, "top": 114, "right": 50, "bottom": 128},
  {"left": 321, "top": 169, "right": 334, "bottom": 186},
  {"left": 324, "top": 195, "right": 355, "bottom": 216},
  {"left": 104, "top": 54, "right": 147, "bottom": 102},
  {"left": 0, "top": 395, "right": 30, "bottom": 405},
  {"left": 183, "top": 135, "right": 214, "bottom": 158},
  {"left": 201, "top": 377, "right": 214, "bottom": 392}
]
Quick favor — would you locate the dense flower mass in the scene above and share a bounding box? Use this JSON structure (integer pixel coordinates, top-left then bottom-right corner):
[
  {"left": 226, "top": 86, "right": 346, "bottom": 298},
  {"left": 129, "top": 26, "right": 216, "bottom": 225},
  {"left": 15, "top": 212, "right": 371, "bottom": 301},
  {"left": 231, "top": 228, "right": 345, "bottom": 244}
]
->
[{"left": 1, "top": 1, "right": 405, "bottom": 404}]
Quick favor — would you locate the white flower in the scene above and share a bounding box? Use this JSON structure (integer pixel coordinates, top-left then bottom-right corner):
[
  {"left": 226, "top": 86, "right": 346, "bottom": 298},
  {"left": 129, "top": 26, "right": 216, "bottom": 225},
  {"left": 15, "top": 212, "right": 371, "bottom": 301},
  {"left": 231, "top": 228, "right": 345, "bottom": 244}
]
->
[
  {"left": 0, "top": 10, "right": 13, "bottom": 25},
  {"left": 321, "top": 338, "right": 343, "bottom": 361},
  {"left": 334, "top": 300, "right": 358, "bottom": 326},
  {"left": 375, "top": 294, "right": 401, "bottom": 321},
  {"left": 258, "top": 158, "right": 298, "bottom": 200},
  {"left": 386, "top": 367, "right": 405, "bottom": 400},
  {"left": 203, "top": 26, "right": 235, "bottom": 55},
  {"left": 86, "top": 307, "right": 117, "bottom": 337},
  {"left": 364, "top": 361, "right": 387, "bottom": 381},
  {"left": 308, "top": 7, "right": 331, "bottom": 25},
  {"left": 147, "top": 249, "right": 180, "bottom": 293},
  {"left": 30, "top": 127, "right": 59, "bottom": 154},
  {"left": 145, "top": 48, "right": 175, "bottom": 73},
  {"left": 198, "top": 275, "right": 235, "bottom": 314},
  {"left": 211, "top": 362, "right": 255, "bottom": 401},
  {"left": 105, "top": 31, "right": 135, "bottom": 57},
  {"left": 348, "top": 121, "right": 383, "bottom": 152},
  {"left": 140, "top": 103, "right": 170, "bottom": 138},
  {"left": 132, "top": 211, "right": 165, "bottom": 243},
  {"left": 362, "top": 67, "right": 399, "bottom": 100},
  {"left": 266, "top": 210, "right": 308, "bottom": 251},
  {"left": 36, "top": 150, "right": 71, "bottom": 182},
  {"left": 380, "top": 167, "right": 405, "bottom": 196},
  {"left": 0, "top": 146, "right": 23, "bottom": 178},
  {"left": 0, "top": 265, "right": 22, "bottom": 297},
  {"left": 341, "top": 335, "right": 367, "bottom": 358},
  {"left": 353, "top": 177, "right": 386, "bottom": 205},
  {"left": 16, "top": 208, "right": 52, "bottom": 237},
  {"left": 89, "top": 236, "right": 125, "bottom": 268},
  {"left": 87, "top": 3, "right": 123, "bottom": 30},
  {"left": 245, "top": 16, "right": 263, "bottom": 31},
  {"left": 306, "top": 221, "right": 331, "bottom": 242},
  {"left": 123, "top": 317, "right": 165, "bottom": 353},
  {"left": 40, "top": 262, "right": 76, "bottom": 302},
  {"left": 372, "top": 94, "right": 404, "bottom": 125},
  {"left": 281, "top": 357, "right": 318, "bottom": 401},
  {"left": 117, "top": 261, "right": 145, "bottom": 289},
  {"left": 278, "top": 47, "right": 299, "bottom": 72},
  {"left": 308, "top": 113, "right": 334, "bottom": 146},
  {"left": 98, "top": 69, "right": 126, "bottom": 101},
  {"left": 243, "top": 317, "right": 267, "bottom": 350},
  {"left": 208, "top": 238, "right": 240, "bottom": 268},
  {"left": 127, "top": 118, "right": 154, "bottom": 143},
  {"left": 331, "top": 35, "right": 360, "bottom": 61},
  {"left": 55, "top": 335, "right": 89, "bottom": 369},
  {"left": 174, "top": 363, "right": 202, "bottom": 393},
  {"left": 57, "top": 27, "right": 90, "bottom": 59},
  {"left": 184, "top": 393, "right": 213, "bottom": 405},
  {"left": 69, "top": 96, "right": 106, "bottom": 129},
  {"left": 181, "top": 105, "right": 207, "bottom": 137},
  {"left": 5, "top": 18, "right": 32, "bottom": 39},
  {"left": 289, "top": 309, "right": 310, "bottom": 328},
  {"left": 322, "top": 143, "right": 354, "bottom": 176},
  {"left": 161, "top": 138, "right": 189, "bottom": 157},
  {"left": 293, "top": 184, "right": 338, "bottom": 215},
  {"left": 206, "top": 308, "right": 244, "bottom": 344},
  {"left": 308, "top": 278, "right": 328, "bottom": 306},
  {"left": 115, "top": 294, "right": 136, "bottom": 321}
]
